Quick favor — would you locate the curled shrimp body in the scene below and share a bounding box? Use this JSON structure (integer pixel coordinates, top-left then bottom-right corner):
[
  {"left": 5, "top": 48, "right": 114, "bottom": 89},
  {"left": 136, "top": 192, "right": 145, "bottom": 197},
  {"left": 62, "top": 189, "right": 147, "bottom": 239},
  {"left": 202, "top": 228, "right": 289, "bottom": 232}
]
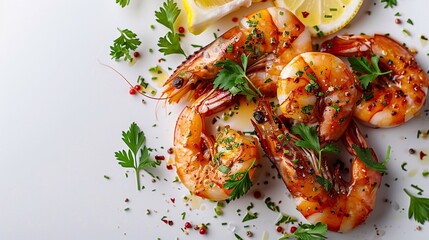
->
[
  {"left": 252, "top": 101, "right": 382, "bottom": 232},
  {"left": 162, "top": 7, "right": 312, "bottom": 103},
  {"left": 277, "top": 52, "right": 359, "bottom": 142},
  {"left": 174, "top": 90, "right": 259, "bottom": 201},
  {"left": 320, "top": 34, "right": 429, "bottom": 128}
]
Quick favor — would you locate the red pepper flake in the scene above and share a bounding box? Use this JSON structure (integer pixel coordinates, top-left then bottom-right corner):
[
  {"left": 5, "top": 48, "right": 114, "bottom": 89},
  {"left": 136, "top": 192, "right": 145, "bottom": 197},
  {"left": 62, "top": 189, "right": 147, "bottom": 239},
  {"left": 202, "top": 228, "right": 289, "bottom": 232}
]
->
[
  {"left": 253, "top": 190, "right": 261, "bottom": 199},
  {"left": 395, "top": 18, "right": 402, "bottom": 24},
  {"left": 134, "top": 84, "right": 141, "bottom": 91},
  {"left": 232, "top": 17, "right": 239, "bottom": 22},
  {"left": 302, "top": 11, "right": 310, "bottom": 18},
  {"left": 199, "top": 226, "right": 207, "bottom": 234},
  {"left": 133, "top": 51, "right": 140, "bottom": 58},
  {"left": 167, "top": 147, "right": 174, "bottom": 154},
  {"left": 129, "top": 88, "right": 137, "bottom": 95},
  {"left": 166, "top": 165, "right": 173, "bottom": 170},
  {"left": 170, "top": 198, "right": 175, "bottom": 203},
  {"left": 290, "top": 226, "right": 297, "bottom": 233},
  {"left": 178, "top": 26, "right": 185, "bottom": 34},
  {"left": 420, "top": 151, "right": 428, "bottom": 160},
  {"left": 276, "top": 226, "right": 283, "bottom": 233},
  {"left": 168, "top": 220, "right": 174, "bottom": 226},
  {"left": 155, "top": 155, "right": 165, "bottom": 161},
  {"left": 185, "top": 222, "right": 192, "bottom": 229}
]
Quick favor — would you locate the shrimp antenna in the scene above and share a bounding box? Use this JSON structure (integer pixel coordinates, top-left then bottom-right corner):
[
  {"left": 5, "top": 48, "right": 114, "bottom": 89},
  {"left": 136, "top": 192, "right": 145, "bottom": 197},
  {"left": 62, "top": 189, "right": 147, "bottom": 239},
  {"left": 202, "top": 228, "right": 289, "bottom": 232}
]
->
[{"left": 97, "top": 60, "right": 168, "bottom": 101}]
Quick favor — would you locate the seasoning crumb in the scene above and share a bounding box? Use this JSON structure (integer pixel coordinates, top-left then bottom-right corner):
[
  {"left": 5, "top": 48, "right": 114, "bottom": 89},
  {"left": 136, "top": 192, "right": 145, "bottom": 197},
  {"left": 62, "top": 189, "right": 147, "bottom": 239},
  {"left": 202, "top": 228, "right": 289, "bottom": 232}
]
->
[
  {"left": 409, "top": 148, "right": 416, "bottom": 154},
  {"left": 416, "top": 225, "right": 422, "bottom": 231},
  {"left": 125, "top": 198, "right": 129, "bottom": 203},
  {"left": 146, "top": 209, "right": 151, "bottom": 215},
  {"left": 246, "top": 231, "right": 253, "bottom": 237}
]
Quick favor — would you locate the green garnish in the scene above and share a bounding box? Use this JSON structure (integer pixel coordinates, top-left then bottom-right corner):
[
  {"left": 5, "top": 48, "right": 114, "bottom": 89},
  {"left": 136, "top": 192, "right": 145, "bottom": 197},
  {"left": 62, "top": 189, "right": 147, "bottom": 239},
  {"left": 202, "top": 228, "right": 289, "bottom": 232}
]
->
[
  {"left": 381, "top": 0, "right": 397, "bottom": 8},
  {"left": 110, "top": 28, "right": 141, "bottom": 62},
  {"left": 116, "top": 0, "right": 130, "bottom": 8},
  {"left": 275, "top": 214, "right": 298, "bottom": 225},
  {"left": 155, "top": 0, "right": 186, "bottom": 57},
  {"left": 352, "top": 144, "right": 389, "bottom": 173},
  {"left": 280, "top": 222, "right": 328, "bottom": 240},
  {"left": 348, "top": 55, "right": 392, "bottom": 89},
  {"left": 214, "top": 54, "right": 263, "bottom": 101},
  {"left": 115, "top": 122, "right": 161, "bottom": 190},
  {"left": 315, "top": 175, "right": 333, "bottom": 191},
  {"left": 223, "top": 159, "right": 256, "bottom": 200},
  {"left": 264, "top": 197, "right": 280, "bottom": 212},
  {"left": 404, "top": 188, "right": 429, "bottom": 224},
  {"left": 291, "top": 123, "right": 339, "bottom": 170},
  {"left": 242, "top": 211, "right": 258, "bottom": 222}
]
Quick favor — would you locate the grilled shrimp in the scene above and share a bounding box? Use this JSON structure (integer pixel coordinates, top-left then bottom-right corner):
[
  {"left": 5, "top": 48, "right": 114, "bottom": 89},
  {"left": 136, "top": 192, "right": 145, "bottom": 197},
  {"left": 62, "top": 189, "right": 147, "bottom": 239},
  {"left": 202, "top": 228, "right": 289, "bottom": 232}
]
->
[
  {"left": 320, "top": 34, "right": 429, "bottom": 128},
  {"left": 162, "top": 7, "right": 312, "bottom": 103},
  {"left": 252, "top": 101, "right": 382, "bottom": 232},
  {"left": 174, "top": 89, "right": 259, "bottom": 201},
  {"left": 277, "top": 52, "right": 359, "bottom": 142}
]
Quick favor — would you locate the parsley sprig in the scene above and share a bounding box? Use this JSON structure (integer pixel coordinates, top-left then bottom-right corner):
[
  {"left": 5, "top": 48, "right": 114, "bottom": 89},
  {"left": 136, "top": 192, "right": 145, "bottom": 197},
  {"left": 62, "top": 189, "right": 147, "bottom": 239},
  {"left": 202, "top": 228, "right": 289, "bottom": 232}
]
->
[
  {"left": 352, "top": 144, "right": 389, "bottom": 173},
  {"left": 348, "top": 56, "right": 391, "bottom": 89},
  {"left": 223, "top": 159, "right": 256, "bottom": 201},
  {"left": 404, "top": 188, "right": 429, "bottom": 224},
  {"left": 214, "top": 54, "right": 263, "bottom": 101},
  {"left": 280, "top": 222, "right": 328, "bottom": 240},
  {"left": 115, "top": 122, "right": 160, "bottom": 191},
  {"left": 291, "top": 123, "right": 339, "bottom": 170},
  {"left": 115, "top": 0, "right": 130, "bottom": 8},
  {"left": 155, "top": 0, "right": 186, "bottom": 57},
  {"left": 110, "top": 28, "right": 141, "bottom": 62},
  {"left": 381, "top": 0, "right": 397, "bottom": 8}
]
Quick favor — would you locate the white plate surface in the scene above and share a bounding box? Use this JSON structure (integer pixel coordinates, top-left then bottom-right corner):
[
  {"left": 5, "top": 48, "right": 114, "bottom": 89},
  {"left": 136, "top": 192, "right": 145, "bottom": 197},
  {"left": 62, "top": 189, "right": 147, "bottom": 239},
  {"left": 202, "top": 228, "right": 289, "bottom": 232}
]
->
[{"left": 0, "top": 0, "right": 428, "bottom": 239}]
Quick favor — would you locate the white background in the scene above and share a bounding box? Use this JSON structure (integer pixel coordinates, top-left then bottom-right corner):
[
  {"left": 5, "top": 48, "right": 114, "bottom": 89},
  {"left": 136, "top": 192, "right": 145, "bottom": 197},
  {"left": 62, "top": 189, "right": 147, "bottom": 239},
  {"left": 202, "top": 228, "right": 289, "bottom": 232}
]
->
[{"left": 1, "top": 0, "right": 428, "bottom": 239}]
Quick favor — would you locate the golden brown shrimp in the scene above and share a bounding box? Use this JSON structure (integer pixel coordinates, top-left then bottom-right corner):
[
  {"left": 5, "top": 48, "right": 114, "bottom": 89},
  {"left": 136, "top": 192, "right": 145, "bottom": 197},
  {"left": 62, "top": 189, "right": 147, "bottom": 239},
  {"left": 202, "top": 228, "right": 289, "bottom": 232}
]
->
[
  {"left": 162, "top": 7, "right": 312, "bottom": 103},
  {"left": 251, "top": 100, "right": 382, "bottom": 232},
  {"left": 277, "top": 52, "right": 360, "bottom": 142},
  {"left": 320, "top": 34, "right": 429, "bottom": 128},
  {"left": 174, "top": 89, "right": 259, "bottom": 201}
]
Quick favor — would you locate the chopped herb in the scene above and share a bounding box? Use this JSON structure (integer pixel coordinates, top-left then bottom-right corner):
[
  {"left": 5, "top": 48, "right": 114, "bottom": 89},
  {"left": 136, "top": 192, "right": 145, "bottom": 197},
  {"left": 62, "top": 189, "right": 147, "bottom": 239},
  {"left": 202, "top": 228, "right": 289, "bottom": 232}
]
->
[
  {"left": 242, "top": 211, "right": 258, "bottom": 222},
  {"left": 223, "top": 159, "right": 256, "bottom": 200},
  {"left": 348, "top": 55, "right": 392, "bottom": 89},
  {"left": 115, "top": 122, "right": 161, "bottom": 191},
  {"left": 264, "top": 197, "right": 280, "bottom": 212},
  {"left": 353, "top": 144, "right": 389, "bottom": 173},
  {"left": 395, "top": 12, "right": 401, "bottom": 16},
  {"left": 214, "top": 54, "right": 263, "bottom": 101},
  {"left": 104, "top": 175, "right": 110, "bottom": 180},
  {"left": 411, "top": 184, "right": 424, "bottom": 195},
  {"left": 155, "top": 0, "right": 186, "bottom": 57},
  {"left": 219, "top": 165, "right": 231, "bottom": 174},
  {"left": 292, "top": 123, "right": 339, "bottom": 170},
  {"left": 423, "top": 171, "right": 429, "bottom": 177},
  {"left": 381, "top": 0, "right": 397, "bottom": 8},
  {"left": 116, "top": 0, "right": 130, "bottom": 8},
  {"left": 181, "top": 212, "right": 186, "bottom": 220},
  {"left": 315, "top": 176, "right": 333, "bottom": 191},
  {"left": 404, "top": 188, "right": 429, "bottom": 224},
  {"left": 403, "top": 29, "right": 411, "bottom": 36},
  {"left": 301, "top": 105, "right": 314, "bottom": 115},
  {"left": 407, "top": 18, "right": 414, "bottom": 25},
  {"left": 110, "top": 28, "right": 141, "bottom": 62},
  {"left": 276, "top": 214, "right": 298, "bottom": 225},
  {"left": 234, "top": 233, "right": 244, "bottom": 240},
  {"left": 280, "top": 222, "right": 328, "bottom": 240}
]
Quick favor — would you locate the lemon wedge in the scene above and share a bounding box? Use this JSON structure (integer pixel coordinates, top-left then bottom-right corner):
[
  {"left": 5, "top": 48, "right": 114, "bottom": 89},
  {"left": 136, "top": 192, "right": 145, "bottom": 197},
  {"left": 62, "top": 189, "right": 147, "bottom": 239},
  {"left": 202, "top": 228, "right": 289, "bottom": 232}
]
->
[
  {"left": 183, "top": 0, "right": 255, "bottom": 35},
  {"left": 274, "top": 0, "right": 363, "bottom": 37}
]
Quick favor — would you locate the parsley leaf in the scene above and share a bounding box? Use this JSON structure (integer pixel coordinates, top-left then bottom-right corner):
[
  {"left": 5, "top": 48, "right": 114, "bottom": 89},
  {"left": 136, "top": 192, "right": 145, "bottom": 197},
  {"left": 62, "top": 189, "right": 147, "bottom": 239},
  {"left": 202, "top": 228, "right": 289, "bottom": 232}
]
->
[
  {"left": 280, "top": 222, "right": 328, "bottom": 240},
  {"left": 157, "top": 32, "right": 186, "bottom": 56},
  {"left": 223, "top": 159, "right": 256, "bottom": 200},
  {"left": 352, "top": 144, "right": 389, "bottom": 173},
  {"left": 315, "top": 176, "right": 333, "bottom": 191},
  {"left": 110, "top": 28, "right": 141, "bottom": 62},
  {"left": 276, "top": 214, "right": 298, "bottom": 225},
  {"left": 155, "top": 0, "right": 186, "bottom": 57},
  {"left": 242, "top": 211, "right": 258, "bottom": 222},
  {"left": 214, "top": 54, "right": 263, "bottom": 101},
  {"left": 404, "top": 188, "right": 429, "bottom": 224},
  {"left": 115, "top": 122, "right": 160, "bottom": 190},
  {"left": 381, "top": 0, "right": 397, "bottom": 8},
  {"left": 348, "top": 56, "right": 391, "bottom": 89},
  {"left": 115, "top": 0, "right": 130, "bottom": 8},
  {"left": 291, "top": 123, "right": 339, "bottom": 170}
]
